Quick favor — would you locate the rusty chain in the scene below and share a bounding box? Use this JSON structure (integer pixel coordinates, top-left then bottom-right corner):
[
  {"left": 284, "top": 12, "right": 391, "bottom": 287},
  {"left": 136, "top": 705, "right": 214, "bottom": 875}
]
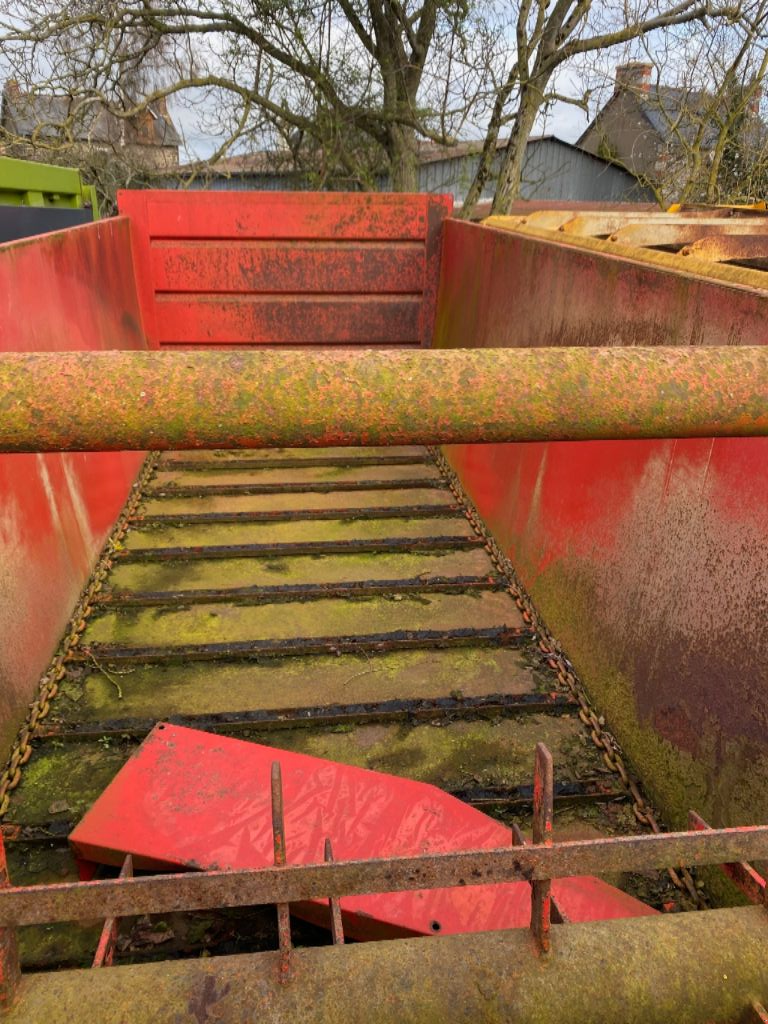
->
[
  {"left": 430, "top": 446, "right": 706, "bottom": 908},
  {"left": 0, "top": 453, "right": 160, "bottom": 819}
]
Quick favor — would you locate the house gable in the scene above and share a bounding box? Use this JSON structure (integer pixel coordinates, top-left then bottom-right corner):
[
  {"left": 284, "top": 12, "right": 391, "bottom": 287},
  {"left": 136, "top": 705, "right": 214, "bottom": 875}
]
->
[{"left": 579, "top": 89, "right": 665, "bottom": 181}]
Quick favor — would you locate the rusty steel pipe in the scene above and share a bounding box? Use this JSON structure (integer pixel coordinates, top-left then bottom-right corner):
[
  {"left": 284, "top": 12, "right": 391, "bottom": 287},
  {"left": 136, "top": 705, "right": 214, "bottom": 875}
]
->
[
  {"left": 2, "top": 908, "right": 767, "bottom": 1024},
  {"left": 0, "top": 348, "right": 767, "bottom": 452}
]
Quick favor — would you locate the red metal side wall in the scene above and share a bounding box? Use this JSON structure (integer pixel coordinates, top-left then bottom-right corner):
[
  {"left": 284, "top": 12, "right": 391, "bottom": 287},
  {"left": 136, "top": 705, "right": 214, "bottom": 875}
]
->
[
  {"left": 0, "top": 218, "right": 147, "bottom": 755},
  {"left": 118, "top": 191, "right": 452, "bottom": 349},
  {"left": 434, "top": 219, "right": 768, "bottom": 831}
]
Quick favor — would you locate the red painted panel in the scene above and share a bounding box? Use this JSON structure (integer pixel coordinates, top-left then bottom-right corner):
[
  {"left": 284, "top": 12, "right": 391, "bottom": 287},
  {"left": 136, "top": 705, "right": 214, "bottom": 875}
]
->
[
  {"left": 155, "top": 295, "right": 422, "bottom": 345},
  {"left": 0, "top": 219, "right": 147, "bottom": 756},
  {"left": 151, "top": 240, "right": 425, "bottom": 294},
  {"left": 436, "top": 219, "right": 768, "bottom": 349},
  {"left": 118, "top": 191, "right": 452, "bottom": 348},
  {"left": 71, "top": 724, "right": 656, "bottom": 940},
  {"left": 120, "top": 191, "right": 436, "bottom": 241},
  {"left": 434, "top": 219, "right": 768, "bottom": 832}
]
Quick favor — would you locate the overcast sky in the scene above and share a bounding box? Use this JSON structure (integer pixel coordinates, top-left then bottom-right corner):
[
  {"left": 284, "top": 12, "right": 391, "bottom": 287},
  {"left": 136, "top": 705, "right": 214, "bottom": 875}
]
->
[{"left": 171, "top": 90, "right": 591, "bottom": 165}]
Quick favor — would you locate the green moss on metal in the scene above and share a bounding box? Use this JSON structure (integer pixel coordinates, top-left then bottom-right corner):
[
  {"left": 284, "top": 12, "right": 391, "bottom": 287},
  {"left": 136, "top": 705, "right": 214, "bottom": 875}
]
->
[
  {"left": 59, "top": 648, "right": 540, "bottom": 721},
  {"left": 108, "top": 549, "right": 492, "bottom": 593},
  {"left": 523, "top": 558, "right": 768, "bottom": 912},
  {"left": 84, "top": 590, "right": 519, "bottom": 647},
  {"left": 123, "top": 516, "right": 468, "bottom": 550}
]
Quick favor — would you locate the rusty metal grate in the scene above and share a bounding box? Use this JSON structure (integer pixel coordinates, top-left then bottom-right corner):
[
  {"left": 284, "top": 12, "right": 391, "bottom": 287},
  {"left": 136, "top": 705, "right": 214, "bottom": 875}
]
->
[{"left": 0, "top": 741, "right": 765, "bottom": 1014}]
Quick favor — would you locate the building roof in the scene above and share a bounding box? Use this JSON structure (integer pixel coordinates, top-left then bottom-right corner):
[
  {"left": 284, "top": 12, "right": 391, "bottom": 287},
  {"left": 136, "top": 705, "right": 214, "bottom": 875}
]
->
[
  {"left": 190, "top": 150, "right": 300, "bottom": 175},
  {"left": 186, "top": 134, "right": 624, "bottom": 178},
  {"left": 1, "top": 82, "right": 181, "bottom": 148},
  {"left": 637, "top": 86, "right": 724, "bottom": 148},
  {"left": 579, "top": 75, "right": 766, "bottom": 153}
]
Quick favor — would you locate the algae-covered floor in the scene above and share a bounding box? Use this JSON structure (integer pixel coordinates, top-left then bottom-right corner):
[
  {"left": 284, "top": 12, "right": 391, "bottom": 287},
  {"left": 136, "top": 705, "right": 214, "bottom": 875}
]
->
[{"left": 4, "top": 446, "right": 686, "bottom": 970}]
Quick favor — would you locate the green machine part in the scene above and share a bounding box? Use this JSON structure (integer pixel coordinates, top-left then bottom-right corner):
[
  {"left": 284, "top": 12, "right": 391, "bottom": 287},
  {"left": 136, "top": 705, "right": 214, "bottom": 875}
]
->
[{"left": 0, "top": 156, "right": 99, "bottom": 218}]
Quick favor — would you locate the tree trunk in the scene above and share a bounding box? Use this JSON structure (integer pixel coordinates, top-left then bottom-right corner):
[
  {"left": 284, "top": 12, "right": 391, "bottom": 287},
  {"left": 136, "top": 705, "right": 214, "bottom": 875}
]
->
[
  {"left": 457, "top": 84, "right": 514, "bottom": 217},
  {"left": 388, "top": 123, "right": 419, "bottom": 191},
  {"left": 490, "top": 85, "right": 543, "bottom": 214},
  {"left": 456, "top": 131, "right": 500, "bottom": 217}
]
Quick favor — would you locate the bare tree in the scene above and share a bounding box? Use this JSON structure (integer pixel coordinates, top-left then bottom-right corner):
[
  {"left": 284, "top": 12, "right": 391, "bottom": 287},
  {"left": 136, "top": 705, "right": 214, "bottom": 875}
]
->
[
  {"left": 0, "top": 1, "right": 505, "bottom": 194},
  {"left": 457, "top": 0, "right": 737, "bottom": 217},
  {"left": 634, "top": 4, "right": 768, "bottom": 203}
]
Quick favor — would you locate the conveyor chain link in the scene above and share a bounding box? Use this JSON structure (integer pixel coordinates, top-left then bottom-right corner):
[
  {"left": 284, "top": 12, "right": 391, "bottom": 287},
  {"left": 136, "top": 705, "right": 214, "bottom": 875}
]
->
[
  {"left": 429, "top": 446, "right": 705, "bottom": 908},
  {"left": 0, "top": 454, "right": 160, "bottom": 817}
]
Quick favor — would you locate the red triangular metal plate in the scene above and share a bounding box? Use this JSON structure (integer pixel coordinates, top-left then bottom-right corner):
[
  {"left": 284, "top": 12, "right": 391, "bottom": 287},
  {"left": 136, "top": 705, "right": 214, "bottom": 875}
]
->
[{"left": 69, "top": 723, "right": 656, "bottom": 939}]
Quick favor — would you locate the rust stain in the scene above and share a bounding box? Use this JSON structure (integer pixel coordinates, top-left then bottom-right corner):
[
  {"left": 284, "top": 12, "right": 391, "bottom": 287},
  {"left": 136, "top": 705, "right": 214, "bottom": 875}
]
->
[{"left": 1, "top": 347, "right": 768, "bottom": 453}]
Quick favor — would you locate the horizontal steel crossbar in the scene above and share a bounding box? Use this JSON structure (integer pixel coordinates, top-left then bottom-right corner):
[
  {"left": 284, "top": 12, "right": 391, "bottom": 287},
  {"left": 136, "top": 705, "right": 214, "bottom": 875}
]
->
[
  {"left": 145, "top": 478, "right": 447, "bottom": 497},
  {"left": 161, "top": 454, "right": 431, "bottom": 470},
  {"left": 131, "top": 504, "right": 460, "bottom": 525},
  {"left": 39, "top": 692, "right": 575, "bottom": 740},
  {"left": 1, "top": 347, "right": 767, "bottom": 452},
  {"left": 0, "top": 826, "right": 766, "bottom": 927},
  {"left": 114, "top": 535, "right": 483, "bottom": 562},
  {"left": 74, "top": 625, "right": 526, "bottom": 664},
  {"left": 94, "top": 574, "right": 504, "bottom": 607}
]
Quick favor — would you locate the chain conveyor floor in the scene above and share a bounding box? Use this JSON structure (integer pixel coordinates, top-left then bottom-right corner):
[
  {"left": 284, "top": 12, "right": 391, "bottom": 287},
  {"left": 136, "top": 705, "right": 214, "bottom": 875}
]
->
[{"left": 3, "top": 446, "right": 692, "bottom": 969}]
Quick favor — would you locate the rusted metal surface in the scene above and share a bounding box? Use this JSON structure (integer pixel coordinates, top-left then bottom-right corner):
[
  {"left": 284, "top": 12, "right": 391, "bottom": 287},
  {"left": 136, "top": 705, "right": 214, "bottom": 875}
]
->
[
  {"left": 73, "top": 624, "right": 526, "bottom": 665},
  {"left": 2, "top": 908, "right": 767, "bottom": 1024},
  {"left": 530, "top": 742, "right": 553, "bottom": 952},
  {"left": 481, "top": 215, "right": 768, "bottom": 294},
  {"left": 610, "top": 219, "right": 768, "bottom": 247},
  {"left": 2, "top": 347, "right": 768, "bottom": 453},
  {"left": 0, "top": 826, "right": 765, "bottom": 927},
  {"left": 92, "top": 855, "right": 133, "bottom": 969},
  {"left": 114, "top": 534, "right": 480, "bottom": 562},
  {"left": 145, "top": 478, "right": 448, "bottom": 497},
  {"left": 323, "top": 840, "right": 344, "bottom": 945},
  {"left": 503, "top": 208, "right": 762, "bottom": 235},
  {"left": 37, "top": 692, "right": 576, "bottom": 741},
  {"left": 681, "top": 234, "right": 768, "bottom": 262},
  {"left": 689, "top": 812, "right": 766, "bottom": 904},
  {"left": 165, "top": 454, "right": 431, "bottom": 471},
  {"left": 118, "top": 191, "right": 452, "bottom": 348},
  {"left": 94, "top": 574, "right": 504, "bottom": 608},
  {"left": 451, "top": 777, "right": 624, "bottom": 810},
  {"left": 0, "top": 908, "right": 765, "bottom": 1023},
  {"left": 0, "top": 834, "right": 19, "bottom": 1010},
  {"left": 132, "top": 503, "right": 460, "bottom": 525},
  {"left": 270, "top": 762, "right": 292, "bottom": 960}
]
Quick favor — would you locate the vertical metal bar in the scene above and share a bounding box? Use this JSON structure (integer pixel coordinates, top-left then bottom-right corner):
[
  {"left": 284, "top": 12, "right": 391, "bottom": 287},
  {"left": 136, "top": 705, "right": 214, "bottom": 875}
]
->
[
  {"left": 530, "top": 742, "right": 554, "bottom": 953},
  {"left": 324, "top": 838, "right": 345, "bottom": 945},
  {"left": 92, "top": 855, "right": 133, "bottom": 968},
  {"left": 514, "top": 813, "right": 567, "bottom": 925},
  {"left": 271, "top": 761, "right": 292, "bottom": 961},
  {"left": 0, "top": 833, "right": 20, "bottom": 1010},
  {"left": 747, "top": 1001, "right": 768, "bottom": 1024}
]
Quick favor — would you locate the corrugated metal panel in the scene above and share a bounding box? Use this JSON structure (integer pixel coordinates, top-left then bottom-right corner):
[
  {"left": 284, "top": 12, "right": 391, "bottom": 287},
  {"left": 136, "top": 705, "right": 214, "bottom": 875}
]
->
[
  {"left": 415, "top": 139, "right": 649, "bottom": 203},
  {"left": 172, "top": 138, "right": 652, "bottom": 203}
]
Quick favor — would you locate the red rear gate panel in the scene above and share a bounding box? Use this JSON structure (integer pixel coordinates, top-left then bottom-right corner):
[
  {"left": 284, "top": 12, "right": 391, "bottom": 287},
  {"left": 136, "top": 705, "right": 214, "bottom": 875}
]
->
[{"left": 118, "top": 191, "right": 452, "bottom": 349}]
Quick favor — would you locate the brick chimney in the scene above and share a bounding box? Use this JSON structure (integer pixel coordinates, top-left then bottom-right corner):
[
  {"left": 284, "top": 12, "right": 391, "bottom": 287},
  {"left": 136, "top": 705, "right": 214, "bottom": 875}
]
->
[
  {"left": 614, "top": 62, "right": 652, "bottom": 95},
  {"left": 4, "top": 79, "right": 21, "bottom": 100}
]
